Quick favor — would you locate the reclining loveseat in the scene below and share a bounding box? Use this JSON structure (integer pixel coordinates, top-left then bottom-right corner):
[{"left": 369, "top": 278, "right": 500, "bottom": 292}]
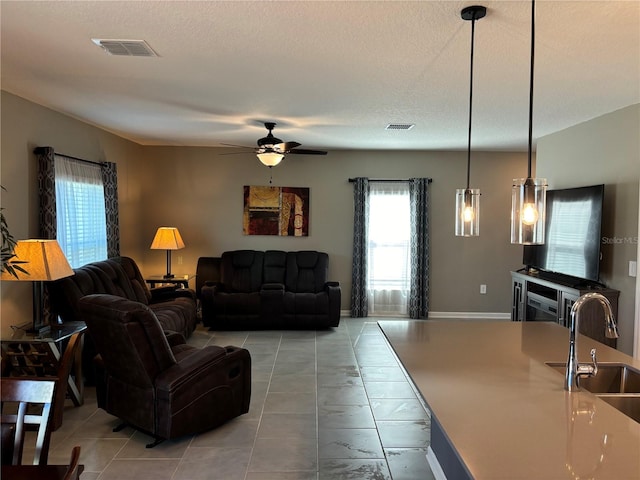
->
[
  {"left": 78, "top": 294, "right": 251, "bottom": 446},
  {"left": 49, "top": 256, "right": 198, "bottom": 383},
  {"left": 200, "top": 250, "right": 340, "bottom": 330}
]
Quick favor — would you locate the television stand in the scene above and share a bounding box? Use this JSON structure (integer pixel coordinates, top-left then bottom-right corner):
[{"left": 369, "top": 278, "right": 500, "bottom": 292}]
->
[{"left": 511, "top": 271, "right": 619, "bottom": 348}]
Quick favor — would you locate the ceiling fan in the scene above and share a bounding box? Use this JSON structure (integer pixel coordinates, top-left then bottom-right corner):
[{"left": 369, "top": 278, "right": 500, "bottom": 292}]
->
[{"left": 223, "top": 122, "right": 328, "bottom": 167}]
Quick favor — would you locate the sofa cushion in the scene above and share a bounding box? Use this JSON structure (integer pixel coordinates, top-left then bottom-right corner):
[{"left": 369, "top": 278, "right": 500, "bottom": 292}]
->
[
  {"left": 263, "top": 250, "right": 287, "bottom": 285},
  {"left": 285, "top": 251, "right": 328, "bottom": 293},
  {"left": 221, "top": 250, "right": 265, "bottom": 293}
]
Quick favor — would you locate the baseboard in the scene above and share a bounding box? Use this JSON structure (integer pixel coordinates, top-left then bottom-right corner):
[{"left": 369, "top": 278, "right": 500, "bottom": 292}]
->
[
  {"left": 339, "top": 310, "right": 510, "bottom": 321},
  {"left": 429, "top": 311, "right": 511, "bottom": 320}
]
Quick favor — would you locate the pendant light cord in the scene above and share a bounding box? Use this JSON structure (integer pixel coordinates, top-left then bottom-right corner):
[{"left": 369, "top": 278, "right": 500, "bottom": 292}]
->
[
  {"left": 466, "top": 13, "right": 477, "bottom": 190},
  {"left": 527, "top": 0, "right": 535, "bottom": 178}
]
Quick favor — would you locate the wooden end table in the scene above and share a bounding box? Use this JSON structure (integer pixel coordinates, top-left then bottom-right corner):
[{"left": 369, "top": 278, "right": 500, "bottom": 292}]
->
[
  {"left": 145, "top": 274, "right": 194, "bottom": 289},
  {"left": 1, "top": 322, "right": 87, "bottom": 430}
]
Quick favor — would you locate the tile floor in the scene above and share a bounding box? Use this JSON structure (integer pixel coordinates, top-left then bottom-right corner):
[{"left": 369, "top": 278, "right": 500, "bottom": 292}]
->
[{"left": 46, "top": 318, "right": 436, "bottom": 480}]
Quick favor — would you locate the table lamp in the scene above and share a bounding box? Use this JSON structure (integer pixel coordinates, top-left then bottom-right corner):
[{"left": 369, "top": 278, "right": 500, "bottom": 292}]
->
[
  {"left": 150, "top": 227, "right": 185, "bottom": 279},
  {"left": 0, "top": 239, "right": 74, "bottom": 334}
]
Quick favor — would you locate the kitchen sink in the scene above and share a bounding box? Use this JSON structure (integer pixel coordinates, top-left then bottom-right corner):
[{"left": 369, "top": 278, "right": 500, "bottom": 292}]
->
[
  {"left": 546, "top": 362, "right": 640, "bottom": 423},
  {"left": 545, "top": 362, "right": 640, "bottom": 394},
  {"left": 595, "top": 394, "right": 640, "bottom": 423}
]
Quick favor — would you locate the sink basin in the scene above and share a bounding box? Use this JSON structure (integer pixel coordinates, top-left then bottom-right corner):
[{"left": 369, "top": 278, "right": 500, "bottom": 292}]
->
[
  {"left": 595, "top": 394, "right": 640, "bottom": 423},
  {"left": 545, "top": 362, "right": 640, "bottom": 394},
  {"left": 546, "top": 362, "right": 640, "bottom": 423}
]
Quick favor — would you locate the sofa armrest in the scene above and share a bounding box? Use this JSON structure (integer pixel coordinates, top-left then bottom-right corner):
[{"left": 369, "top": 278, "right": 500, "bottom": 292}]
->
[
  {"left": 164, "top": 331, "right": 186, "bottom": 347},
  {"left": 325, "top": 281, "right": 341, "bottom": 327},
  {"left": 155, "top": 345, "right": 250, "bottom": 394},
  {"left": 200, "top": 283, "right": 220, "bottom": 328}
]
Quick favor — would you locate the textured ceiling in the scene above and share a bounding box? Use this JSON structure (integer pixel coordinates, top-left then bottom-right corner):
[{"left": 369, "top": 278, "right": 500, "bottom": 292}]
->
[{"left": 1, "top": 1, "right": 639, "bottom": 152}]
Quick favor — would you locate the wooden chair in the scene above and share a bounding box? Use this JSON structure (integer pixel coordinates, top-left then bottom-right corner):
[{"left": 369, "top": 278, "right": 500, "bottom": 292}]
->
[
  {"left": 62, "top": 446, "right": 82, "bottom": 480},
  {"left": 0, "top": 377, "right": 55, "bottom": 465}
]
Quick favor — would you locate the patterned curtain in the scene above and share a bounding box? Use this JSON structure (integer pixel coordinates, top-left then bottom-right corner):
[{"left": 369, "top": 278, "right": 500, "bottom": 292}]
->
[
  {"left": 350, "top": 177, "right": 369, "bottom": 317},
  {"left": 34, "top": 147, "right": 58, "bottom": 325},
  {"left": 408, "top": 178, "right": 430, "bottom": 319},
  {"left": 35, "top": 147, "right": 57, "bottom": 240},
  {"left": 101, "top": 162, "right": 120, "bottom": 258}
]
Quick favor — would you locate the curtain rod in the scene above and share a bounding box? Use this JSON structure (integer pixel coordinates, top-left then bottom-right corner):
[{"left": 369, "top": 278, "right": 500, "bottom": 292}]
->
[
  {"left": 348, "top": 178, "right": 432, "bottom": 183},
  {"left": 34, "top": 147, "right": 104, "bottom": 167},
  {"left": 56, "top": 152, "right": 105, "bottom": 167}
]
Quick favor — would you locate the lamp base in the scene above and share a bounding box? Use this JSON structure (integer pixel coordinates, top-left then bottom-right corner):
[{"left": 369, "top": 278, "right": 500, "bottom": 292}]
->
[{"left": 163, "top": 273, "right": 175, "bottom": 279}]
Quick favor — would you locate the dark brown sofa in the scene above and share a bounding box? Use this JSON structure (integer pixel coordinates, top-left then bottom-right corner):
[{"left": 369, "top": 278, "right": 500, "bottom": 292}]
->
[
  {"left": 78, "top": 294, "right": 251, "bottom": 446},
  {"left": 49, "top": 256, "right": 198, "bottom": 383},
  {"left": 199, "top": 250, "right": 341, "bottom": 330}
]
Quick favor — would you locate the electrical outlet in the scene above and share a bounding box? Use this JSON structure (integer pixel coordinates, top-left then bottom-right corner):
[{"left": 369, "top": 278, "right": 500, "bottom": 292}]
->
[
  {"left": 177, "top": 256, "right": 183, "bottom": 265},
  {"left": 480, "top": 284, "right": 487, "bottom": 294}
]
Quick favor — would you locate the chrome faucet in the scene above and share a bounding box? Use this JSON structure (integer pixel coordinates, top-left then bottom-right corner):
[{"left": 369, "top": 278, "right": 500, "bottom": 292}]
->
[{"left": 565, "top": 292, "right": 619, "bottom": 392}]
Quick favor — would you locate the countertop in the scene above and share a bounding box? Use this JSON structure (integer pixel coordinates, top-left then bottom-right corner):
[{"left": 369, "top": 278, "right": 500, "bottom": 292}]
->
[{"left": 378, "top": 320, "right": 640, "bottom": 480}]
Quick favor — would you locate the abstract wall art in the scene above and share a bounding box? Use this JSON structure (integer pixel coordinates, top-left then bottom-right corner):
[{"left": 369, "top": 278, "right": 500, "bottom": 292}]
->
[{"left": 243, "top": 185, "right": 310, "bottom": 236}]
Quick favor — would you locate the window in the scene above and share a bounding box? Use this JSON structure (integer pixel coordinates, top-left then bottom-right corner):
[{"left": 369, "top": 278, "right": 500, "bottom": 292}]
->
[
  {"left": 367, "top": 182, "right": 411, "bottom": 315},
  {"left": 54, "top": 156, "right": 107, "bottom": 268}
]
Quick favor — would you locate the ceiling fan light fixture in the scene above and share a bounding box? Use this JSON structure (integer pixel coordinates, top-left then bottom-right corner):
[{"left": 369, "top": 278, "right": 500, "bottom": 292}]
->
[{"left": 257, "top": 152, "right": 284, "bottom": 167}]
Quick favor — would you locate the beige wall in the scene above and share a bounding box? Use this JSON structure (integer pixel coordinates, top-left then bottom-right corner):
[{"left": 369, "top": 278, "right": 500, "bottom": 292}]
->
[
  {"left": 5, "top": 92, "right": 637, "bottom": 354},
  {"left": 1, "top": 91, "right": 529, "bottom": 339},
  {"left": 0, "top": 92, "right": 144, "bottom": 336},
  {"left": 537, "top": 104, "right": 640, "bottom": 355},
  {"left": 132, "top": 146, "right": 527, "bottom": 318}
]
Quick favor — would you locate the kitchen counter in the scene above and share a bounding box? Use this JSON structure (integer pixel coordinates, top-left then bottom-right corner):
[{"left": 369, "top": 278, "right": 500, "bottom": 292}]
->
[{"left": 378, "top": 320, "right": 640, "bottom": 480}]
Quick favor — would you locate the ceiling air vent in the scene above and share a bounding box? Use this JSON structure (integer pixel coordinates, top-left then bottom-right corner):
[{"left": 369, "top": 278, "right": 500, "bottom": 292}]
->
[
  {"left": 91, "top": 39, "right": 159, "bottom": 57},
  {"left": 386, "top": 123, "right": 415, "bottom": 131}
]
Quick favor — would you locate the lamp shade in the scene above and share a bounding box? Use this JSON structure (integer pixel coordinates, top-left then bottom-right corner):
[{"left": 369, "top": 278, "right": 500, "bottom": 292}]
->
[
  {"left": 0, "top": 239, "right": 73, "bottom": 281},
  {"left": 150, "top": 227, "right": 185, "bottom": 250},
  {"left": 257, "top": 152, "right": 284, "bottom": 167}
]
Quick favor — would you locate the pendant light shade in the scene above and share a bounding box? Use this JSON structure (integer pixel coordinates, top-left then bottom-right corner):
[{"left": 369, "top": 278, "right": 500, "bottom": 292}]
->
[
  {"left": 511, "top": 177, "right": 546, "bottom": 244},
  {"left": 456, "top": 188, "right": 480, "bottom": 236},
  {"left": 455, "top": 5, "right": 486, "bottom": 237},
  {"left": 510, "top": 0, "right": 547, "bottom": 244}
]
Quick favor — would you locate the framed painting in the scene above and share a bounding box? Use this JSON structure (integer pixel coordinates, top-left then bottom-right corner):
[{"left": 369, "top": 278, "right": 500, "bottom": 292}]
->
[{"left": 243, "top": 185, "right": 309, "bottom": 236}]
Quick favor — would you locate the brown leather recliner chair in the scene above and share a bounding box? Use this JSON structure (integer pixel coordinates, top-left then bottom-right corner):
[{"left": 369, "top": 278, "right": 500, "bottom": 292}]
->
[{"left": 77, "top": 294, "right": 251, "bottom": 447}]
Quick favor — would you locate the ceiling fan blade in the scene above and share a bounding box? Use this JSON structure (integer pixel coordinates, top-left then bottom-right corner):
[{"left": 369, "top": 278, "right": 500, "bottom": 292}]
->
[
  {"left": 287, "top": 148, "right": 328, "bottom": 156},
  {"left": 220, "top": 143, "right": 254, "bottom": 149},
  {"left": 278, "top": 141, "right": 301, "bottom": 151}
]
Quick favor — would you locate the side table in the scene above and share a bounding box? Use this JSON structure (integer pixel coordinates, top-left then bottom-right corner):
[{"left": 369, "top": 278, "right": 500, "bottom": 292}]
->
[
  {"left": 1, "top": 322, "right": 87, "bottom": 430},
  {"left": 145, "top": 274, "right": 194, "bottom": 289}
]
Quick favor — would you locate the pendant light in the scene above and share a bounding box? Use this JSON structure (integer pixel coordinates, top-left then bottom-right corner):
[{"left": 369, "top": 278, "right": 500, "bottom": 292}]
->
[
  {"left": 455, "top": 5, "right": 486, "bottom": 237},
  {"left": 511, "top": 0, "right": 547, "bottom": 244}
]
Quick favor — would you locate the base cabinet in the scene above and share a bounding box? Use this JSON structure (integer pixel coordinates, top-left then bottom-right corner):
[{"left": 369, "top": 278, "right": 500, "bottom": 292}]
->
[{"left": 510, "top": 271, "right": 619, "bottom": 347}]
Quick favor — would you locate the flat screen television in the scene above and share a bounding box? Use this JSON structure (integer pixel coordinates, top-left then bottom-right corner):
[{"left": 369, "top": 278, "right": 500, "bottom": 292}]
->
[{"left": 523, "top": 184, "right": 604, "bottom": 284}]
